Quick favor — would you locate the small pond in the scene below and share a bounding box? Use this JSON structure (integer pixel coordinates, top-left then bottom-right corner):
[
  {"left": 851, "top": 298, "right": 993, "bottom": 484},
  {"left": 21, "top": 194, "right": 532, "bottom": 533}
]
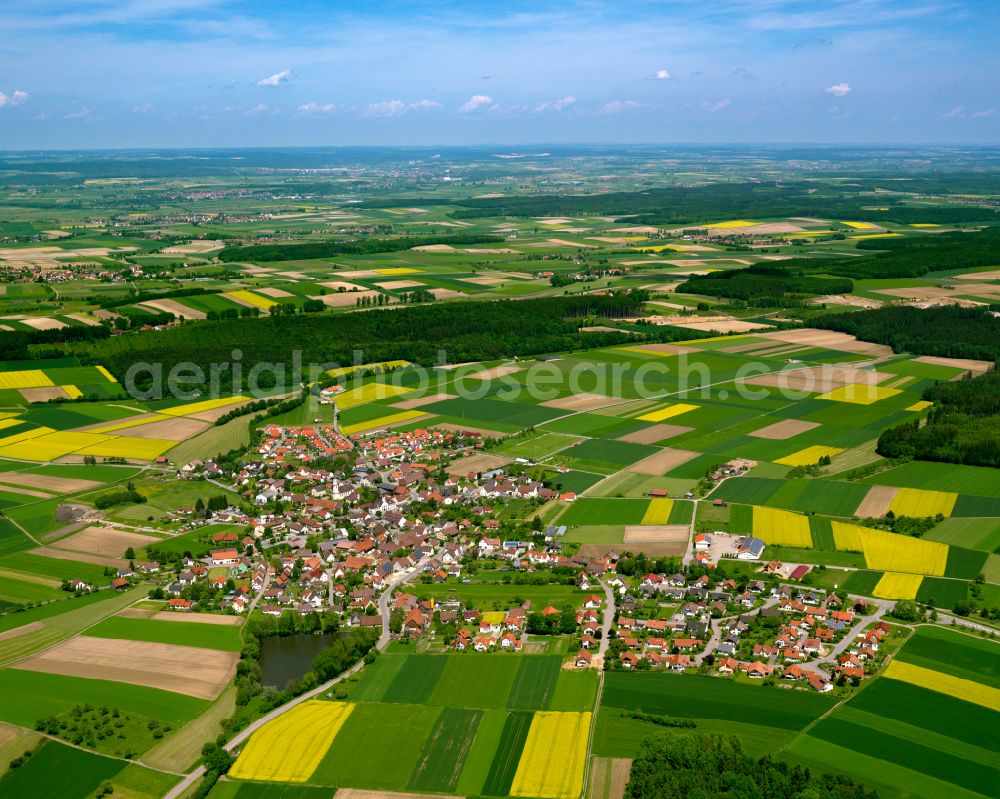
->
[{"left": 259, "top": 632, "right": 345, "bottom": 689}]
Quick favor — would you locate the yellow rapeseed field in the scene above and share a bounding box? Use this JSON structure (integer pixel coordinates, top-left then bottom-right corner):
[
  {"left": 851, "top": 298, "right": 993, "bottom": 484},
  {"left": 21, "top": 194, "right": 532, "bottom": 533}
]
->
[
  {"left": 374, "top": 267, "right": 421, "bottom": 275},
  {"left": 61, "top": 385, "right": 83, "bottom": 399},
  {"left": 889, "top": 487, "right": 957, "bottom": 518},
  {"left": 95, "top": 366, "right": 118, "bottom": 383},
  {"left": 853, "top": 527, "right": 948, "bottom": 576},
  {"left": 752, "top": 506, "right": 812, "bottom": 548},
  {"left": 884, "top": 661, "right": 1000, "bottom": 712},
  {"left": 637, "top": 403, "right": 699, "bottom": 423},
  {"left": 641, "top": 498, "right": 674, "bottom": 525},
  {"left": 226, "top": 290, "right": 277, "bottom": 310},
  {"left": 705, "top": 219, "right": 757, "bottom": 228},
  {"left": 325, "top": 360, "right": 410, "bottom": 379},
  {"left": 0, "top": 419, "right": 22, "bottom": 432},
  {"left": 0, "top": 369, "right": 53, "bottom": 390},
  {"left": 775, "top": 445, "right": 843, "bottom": 467},
  {"left": 230, "top": 700, "right": 355, "bottom": 782},
  {"left": 335, "top": 383, "right": 413, "bottom": 409},
  {"left": 816, "top": 385, "right": 901, "bottom": 405},
  {"left": 831, "top": 521, "right": 865, "bottom": 552},
  {"left": 160, "top": 396, "right": 250, "bottom": 417},
  {"left": 341, "top": 410, "right": 428, "bottom": 435},
  {"left": 0, "top": 431, "right": 113, "bottom": 461},
  {"left": 872, "top": 572, "right": 923, "bottom": 599},
  {"left": 850, "top": 233, "right": 903, "bottom": 240},
  {"left": 78, "top": 437, "right": 177, "bottom": 460},
  {"left": 905, "top": 401, "right": 933, "bottom": 412},
  {"left": 510, "top": 711, "right": 591, "bottom": 799},
  {"left": 840, "top": 221, "right": 878, "bottom": 229}
]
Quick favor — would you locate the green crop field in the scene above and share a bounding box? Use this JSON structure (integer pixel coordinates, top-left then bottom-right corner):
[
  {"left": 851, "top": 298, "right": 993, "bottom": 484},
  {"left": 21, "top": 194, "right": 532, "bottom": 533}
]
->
[
  {"left": 480, "top": 710, "right": 533, "bottom": 796},
  {"left": 558, "top": 497, "right": 651, "bottom": 525},
  {"left": 407, "top": 707, "right": 483, "bottom": 793},
  {"left": 310, "top": 702, "right": 440, "bottom": 789},
  {"left": 0, "top": 741, "right": 125, "bottom": 799},
  {"left": 506, "top": 655, "right": 561, "bottom": 710},
  {"left": 84, "top": 616, "right": 243, "bottom": 652},
  {"left": 428, "top": 654, "right": 519, "bottom": 709},
  {"left": 0, "top": 668, "right": 207, "bottom": 728},
  {"left": 550, "top": 669, "right": 599, "bottom": 711},
  {"left": 601, "top": 673, "right": 836, "bottom": 730},
  {"left": 381, "top": 653, "right": 447, "bottom": 704},
  {"left": 895, "top": 626, "right": 999, "bottom": 687}
]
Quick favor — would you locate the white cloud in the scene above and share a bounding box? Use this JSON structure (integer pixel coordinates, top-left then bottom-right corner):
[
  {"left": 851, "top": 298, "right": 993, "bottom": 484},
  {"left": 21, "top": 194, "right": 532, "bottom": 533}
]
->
[
  {"left": 257, "top": 70, "right": 291, "bottom": 88},
  {"left": 409, "top": 99, "right": 442, "bottom": 110},
  {"left": 534, "top": 95, "right": 575, "bottom": 112},
  {"left": 0, "top": 89, "right": 29, "bottom": 108},
  {"left": 298, "top": 101, "right": 336, "bottom": 113},
  {"left": 970, "top": 108, "right": 996, "bottom": 118},
  {"left": 705, "top": 98, "right": 731, "bottom": 113},
  {"left": 601, "top": 99, "right": 641, "bottom": 114},
  {"left": 363, "top": 99, "right": 407, "bottom": 117},
  {"left": 944, "top": 105, "right": 965, "bottom": 118},
  {"left": 245, "top": 103, "right": 269, "bottom": 115},
  {"left": 132, "top": 103, "right": 153, "bottom": 114},
  {"left": 458, "top": 94, "right": 496, "bottom": 113},
  {"left": 654, "top": 69, "right": 671, "bottom": 80},
  {"left": 64, "top": 106, "right": 92, "bottom": 120},
  {"left": 824, "top": 82, "right": 851, "bottom": 96}
]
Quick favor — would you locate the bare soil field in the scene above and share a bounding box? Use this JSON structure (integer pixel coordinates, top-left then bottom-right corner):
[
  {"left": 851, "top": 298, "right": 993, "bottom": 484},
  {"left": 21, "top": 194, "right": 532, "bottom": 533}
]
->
[
  {"left": 319, "top": 281, "right": 366, "bottom": 291},
  {"left": 623, "top": 525, "right": 689, "bottom": 544},
  {"left": 460, "top": 276, "right": 505, "bottom": 285},
  {"left": 139, "top": 299, "right": 207, "bottom": 320},
  {"left": 580, "top": 325, "right": 624, "bottom": 333},
  {"left": 666, "top": 317, "right": 773, "bottom": 334},
  {"left": 814, "top": 294, "right": 884, "bottom": 309},
  {"left": 20, "top": 318, "right": 66, "bottom": 331},
  {"left": 162, "top": 240, "right": 224, "bottom": 255},
  {"left": 541, "top": 392, "right": 614, "bottom": 412},
  {"left": 465, "top": 365, "right": 523, "bottom": 380},
  {"left": 251, "top": 287, "right": 293, "bottom": 299},
  {"left": 117, "top": 607, "right": 154, "bottom": 619},
  {"left": 445, "top": 453, "right": 514, "bottom": 477},
  {"left": 393, "top": 392, "right": 458, "bottom": 409},
  {"left": 429, "top": 288, "right": 465, "bottom": 299},
  {"left": 28, "top": 546, "right": 125, "bottom": 568},
  {"left": 749, "top": 419, "right": 821, "bottom": 440},
  {"left": 617, "top": 423, "right": 693, "bottom": 444},
  {"left": 13, "top": 637, "right": 237, "bottom": 699},
  {"left": 319, "top": 290, "right": 381, "bottom": 307},
  {"left": 626, "top": 448, "right": 699, "bottom": 475},
  {"left": 756, "top": 329, "right": 893, "bottom": 356},
  {"left": 0, "top": 484, "right": 52, "bottom": 498},
  {"left": 914, "top": 355, "right": 993, "bottom": 376},
  {"left": 151, "top": 612, "right": 242, "bottom": 626},
  {"left": 745, "top": 365, "right": 893, "bottom": 393},
  {"left": 589, "top": 757, "right": 632, "bottom": 799},
  {"left": 18, "top": 386, "right": 69, "bottom": 403},
  {"left": 52, "top": 526, "right": 159, "bottom": 559},
  {"left": 855, "top": 485, "right": 899, "bottom": 518},
  {"left": 0, "top": 473, "right": 102, "bottom": 492},
  {"left": 122, "top": 416, "right": 210, "bottom": 440},
  {"left": 375, "top": 280, "right": 424, "bottom": 289},
  {"left": 186, "top": 400, "right": 254, "bottom": 423},
  {"left": 434, "top": 423, "right": 508, "bottom": 438}
]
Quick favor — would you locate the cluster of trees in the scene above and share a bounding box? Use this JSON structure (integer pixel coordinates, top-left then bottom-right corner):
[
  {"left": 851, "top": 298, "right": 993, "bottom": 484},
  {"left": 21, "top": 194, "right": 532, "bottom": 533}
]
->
[
  {"left": 814, "top": 305, "right": 1000, "bottom": 362},
  {"left": 677, "top": 264, "right": 852, "bottom": 305},
  {"left": 218, "top": 233, "right": 504, "bottom": 262},
  {"left": 525, "top": 608, "right": 579, "bottom": 635},
  {"left": 877, "top": 369, "right": 1000, "bottom": 466},
  {"left": 215, "top": 394, "right": 304, "bottom": 426},
  {"left": 93, "top": 483, "right": 146, "bottom": 509},
  {"left": 625, "top": 735, "right": 879, "bottom": 799},
  {"left": 67, "top": 295, "right": 683, "bottom": 394}
]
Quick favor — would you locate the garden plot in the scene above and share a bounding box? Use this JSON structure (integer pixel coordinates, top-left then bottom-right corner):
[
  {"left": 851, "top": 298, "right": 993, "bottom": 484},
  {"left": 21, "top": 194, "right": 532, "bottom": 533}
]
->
[
  {"left": 12, "top": 636, "right": 237, "bottom": 699},
  {"left": 445, "top": 453, "right": 514, "bottom": 476}
]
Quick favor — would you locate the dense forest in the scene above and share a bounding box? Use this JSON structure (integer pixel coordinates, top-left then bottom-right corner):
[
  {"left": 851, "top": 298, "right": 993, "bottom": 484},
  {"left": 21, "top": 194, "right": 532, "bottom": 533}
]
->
[
  {"left": 60, "top": 294, "right": 685, "bottom": 394},
  {"left": 218, "top": 233, "right": 503, "bottom": 262},
  {"left": 824, "top": 227, "right": 1000, "bottom": 279},
  {"left": 877, "top": 370, "right": 1000, "bottom": 466},
  {"left": 677, "top": 265, "right": 852, "bottom": 304},
  {"left": 625, "top": 735, "right": 878, "bottom": 799},
  {"left": 811, "top": 305, "right": 1000, "bottom": 361},
  {"left": 366, "top": 180, "right": 1000, "bottom": 227}
]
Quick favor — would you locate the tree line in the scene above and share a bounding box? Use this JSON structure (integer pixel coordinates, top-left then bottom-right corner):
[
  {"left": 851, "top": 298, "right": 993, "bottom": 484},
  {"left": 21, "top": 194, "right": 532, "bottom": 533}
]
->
[{"left": 218, "top": 233, "right": 504, "bottom": 263}]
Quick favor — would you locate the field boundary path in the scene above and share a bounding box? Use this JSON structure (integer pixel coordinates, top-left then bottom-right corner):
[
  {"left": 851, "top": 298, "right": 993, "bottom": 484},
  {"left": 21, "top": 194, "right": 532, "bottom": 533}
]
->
[{"left": 161, "top": 549, "right": 437, "bottom": 799}]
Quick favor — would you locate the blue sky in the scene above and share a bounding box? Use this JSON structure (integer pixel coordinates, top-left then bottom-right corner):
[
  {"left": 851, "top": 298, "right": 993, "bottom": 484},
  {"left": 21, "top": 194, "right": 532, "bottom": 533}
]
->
[{"left": 0, "top": 0, "right": 997, "bottom": 148}]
